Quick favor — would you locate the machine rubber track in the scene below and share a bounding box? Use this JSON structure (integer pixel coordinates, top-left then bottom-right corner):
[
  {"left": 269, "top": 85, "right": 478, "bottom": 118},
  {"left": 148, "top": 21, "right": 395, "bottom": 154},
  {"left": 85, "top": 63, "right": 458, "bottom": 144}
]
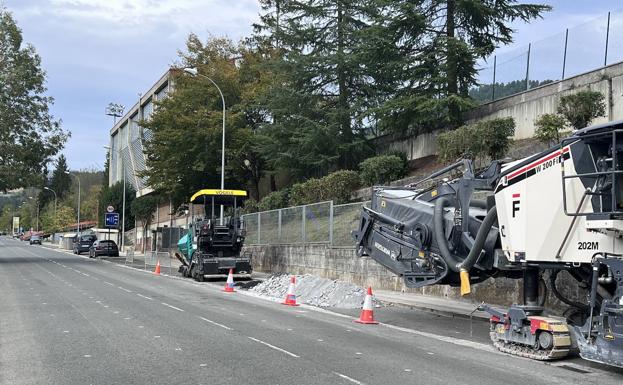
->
[{"left": 490, "top": 331, "right": 571, "bottom": 361}]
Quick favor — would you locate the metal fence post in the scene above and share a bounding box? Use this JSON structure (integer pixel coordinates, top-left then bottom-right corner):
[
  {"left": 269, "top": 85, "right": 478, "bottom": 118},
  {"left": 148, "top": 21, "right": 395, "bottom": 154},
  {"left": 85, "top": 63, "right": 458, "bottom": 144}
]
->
[
  {"left": 491, "top": 55, "right": 496, "bottom": 102},
  {"left": 329, "top": 201, "right": 334, "bottom": 245},
  {"left": 605, "top": 11, "right": 611, "bottom": 67},
  {"left": 257, "top": 212, "right": 261, "bottom": 244},
  {"left": 525, "top": 43, "right": 531, "bottom": 91},
  {"left": 302, "top": 205, "right": 306, "bottom": 243},
  {"left": 278, "top": 209, "right": 282, "bottom": 242},
  {"left": 562, "top": 28, "right": 568, "bottom": 79}
]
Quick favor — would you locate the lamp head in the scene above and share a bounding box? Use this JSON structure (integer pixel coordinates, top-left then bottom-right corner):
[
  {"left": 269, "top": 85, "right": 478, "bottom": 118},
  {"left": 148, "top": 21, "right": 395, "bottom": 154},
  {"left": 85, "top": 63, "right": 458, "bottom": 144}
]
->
[{"left": 183, "top": 67, "right": 198, "bottom": 76}]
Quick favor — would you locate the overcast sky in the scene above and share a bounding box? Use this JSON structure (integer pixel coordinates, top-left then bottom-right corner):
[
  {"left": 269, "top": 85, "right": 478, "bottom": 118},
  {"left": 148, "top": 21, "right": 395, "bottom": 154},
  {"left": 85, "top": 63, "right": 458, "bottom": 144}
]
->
[{"left": 3, "top": 0, "right": 621, "bottom": 170}]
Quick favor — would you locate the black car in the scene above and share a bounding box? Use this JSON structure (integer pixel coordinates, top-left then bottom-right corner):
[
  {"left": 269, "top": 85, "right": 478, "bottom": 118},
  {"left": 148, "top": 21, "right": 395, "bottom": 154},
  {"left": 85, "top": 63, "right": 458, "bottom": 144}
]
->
[
  {"left": 29, "top": 235, "right": 41, "bottom": 245},
  {"left": 73, "top": 234, "right": 97, "bottom": 255},
  {"left": 89, "top": 240, "right": 119, "bottom": 258}
]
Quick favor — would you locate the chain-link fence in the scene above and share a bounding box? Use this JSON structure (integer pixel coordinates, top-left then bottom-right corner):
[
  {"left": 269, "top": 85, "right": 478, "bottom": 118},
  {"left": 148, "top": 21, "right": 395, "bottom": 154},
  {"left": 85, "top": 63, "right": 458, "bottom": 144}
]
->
[
  {"left": 242, "top": 201, "right": 368, "bottom": 248},
  {"left": 472, "top": 10, "right": 623, "bottom": 104}
]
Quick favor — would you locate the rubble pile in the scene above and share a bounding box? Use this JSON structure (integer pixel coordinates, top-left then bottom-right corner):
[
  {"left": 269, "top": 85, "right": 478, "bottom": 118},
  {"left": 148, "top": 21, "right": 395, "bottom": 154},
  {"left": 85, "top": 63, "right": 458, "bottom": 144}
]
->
[{"left": 251, "top": 274, "right": 374, "bottom": 308}]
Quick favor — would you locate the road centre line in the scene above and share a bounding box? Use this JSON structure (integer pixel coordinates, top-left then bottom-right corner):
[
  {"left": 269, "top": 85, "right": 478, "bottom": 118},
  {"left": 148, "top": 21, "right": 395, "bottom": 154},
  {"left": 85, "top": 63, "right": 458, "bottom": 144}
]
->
[
  {"left": 161, "top": 302, "right": 184, "bottom": 312},
  {"left": 136, "top": 293, "right": 153, "bottom": 301},
  {"left": 117, "top": 286, "right": 133, "bottom": 293},
  {"left": 198, "top": 316, "right": 232, "bottom": 331},
  {"left": 104, "top": 281, "right": 114, "bottom": 286},
  {"left": 334, "top": 372, "right": 365, "bottom": 385},
  {"left": 247, "top": 336, "right": 300, "bottom": 358}
]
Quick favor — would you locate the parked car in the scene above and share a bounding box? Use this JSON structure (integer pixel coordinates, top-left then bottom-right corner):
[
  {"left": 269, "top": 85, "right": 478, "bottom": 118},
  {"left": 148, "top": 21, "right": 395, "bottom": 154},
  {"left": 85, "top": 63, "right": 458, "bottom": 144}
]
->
[
  {"left": 72, "top": 234, "right": 97, "bottom": 255},
  {"left": 89, "top": 240, "right": 119, "bottom": 258},
  {"left": 29, "top": 235, "right": 41, "bottom": 245}
]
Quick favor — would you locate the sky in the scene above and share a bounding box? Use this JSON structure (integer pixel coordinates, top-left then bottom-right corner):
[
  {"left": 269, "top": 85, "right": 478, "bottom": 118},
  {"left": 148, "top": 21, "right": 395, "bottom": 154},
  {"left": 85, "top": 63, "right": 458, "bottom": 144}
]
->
[{"left": 2, "top": 0, "right": 621, "bottom": 170}]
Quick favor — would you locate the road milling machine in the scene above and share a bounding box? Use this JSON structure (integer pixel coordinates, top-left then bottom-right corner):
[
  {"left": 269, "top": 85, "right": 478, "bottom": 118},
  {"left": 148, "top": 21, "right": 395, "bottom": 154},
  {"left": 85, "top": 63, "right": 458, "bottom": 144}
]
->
[
  {"left": 176, "top": 189, "right": 252, "bottom": 281},
  {"left": 352, "top": 121, "right": 623, "bottom": 368}
]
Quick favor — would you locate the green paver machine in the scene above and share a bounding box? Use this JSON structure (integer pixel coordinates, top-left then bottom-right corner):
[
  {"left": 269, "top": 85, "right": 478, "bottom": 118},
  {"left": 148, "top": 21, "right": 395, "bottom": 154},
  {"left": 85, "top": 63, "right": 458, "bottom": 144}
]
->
[{"left": 176, "top": 189, "right": 252, "bottom": 281}]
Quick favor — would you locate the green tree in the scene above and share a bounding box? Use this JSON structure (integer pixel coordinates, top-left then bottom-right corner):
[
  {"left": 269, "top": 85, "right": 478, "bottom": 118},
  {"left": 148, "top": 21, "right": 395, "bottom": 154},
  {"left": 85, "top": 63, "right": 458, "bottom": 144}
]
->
[
  {"left": 38, "top": 154, "right": 72, "bottom": 208},
  {"left": 141, "top": 36, "right": 263, "bottom": 205},
  {"left": 369, "top": 1, "right": 549, "bottom": 133},
  {"left": 0, "top": 8, "right": 69, "bottom": 191},
  {"left": 557, "top": 90, "right": 606, "bottom": 130},
  {"left": 131, "top": 195, "right": 158, "bottom": 253},
  {"left": 254, "top": 0, "right": 374, "bottom": 177},
  {"left": 534, "top": 113, "right": 566, "bottom": 145}
]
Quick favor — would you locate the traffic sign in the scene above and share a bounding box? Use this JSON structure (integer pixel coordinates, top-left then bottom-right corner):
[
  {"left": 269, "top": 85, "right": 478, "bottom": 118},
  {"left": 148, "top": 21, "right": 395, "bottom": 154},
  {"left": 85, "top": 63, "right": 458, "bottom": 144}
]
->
[
  {"left": 105, "top": 212, "right": 120, "bottom": 228},
  {"left": 106, "top": 205, "right": 115, "bottom": 213}
]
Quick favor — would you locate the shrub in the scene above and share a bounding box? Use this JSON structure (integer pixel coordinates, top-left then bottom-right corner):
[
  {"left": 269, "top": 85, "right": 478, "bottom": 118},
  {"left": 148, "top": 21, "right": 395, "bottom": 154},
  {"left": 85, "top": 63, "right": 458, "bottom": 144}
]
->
[
  {"left": 289, "top": 170, "right": 361, "bottom": 206},
  {"left": 437, "top": 117, "right": 515, "bottom": 163},
  {"left": 257, "top": 189, "right": 290, "bottom": 211},
  {"left": 241, "top": 198, "right": 259, "bottom": 214},
  {"left": 321, "top": 170, "right": 361, "bottom": 204},
  {"left": 534, "top": 113, "right": 566, "bottom": 145},
  {"left": 359, "top": 155, "right": 407, "bottom": 186},
  {"left": 557, "top": 90, "right": 606, "bottom": 130}
]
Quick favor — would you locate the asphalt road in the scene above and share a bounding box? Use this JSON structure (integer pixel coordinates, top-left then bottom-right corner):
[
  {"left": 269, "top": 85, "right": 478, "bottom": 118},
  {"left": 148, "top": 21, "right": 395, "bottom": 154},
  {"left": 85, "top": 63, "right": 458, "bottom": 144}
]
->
[{"left": 1, "top": 238, "right": 622, "bottom": 385}]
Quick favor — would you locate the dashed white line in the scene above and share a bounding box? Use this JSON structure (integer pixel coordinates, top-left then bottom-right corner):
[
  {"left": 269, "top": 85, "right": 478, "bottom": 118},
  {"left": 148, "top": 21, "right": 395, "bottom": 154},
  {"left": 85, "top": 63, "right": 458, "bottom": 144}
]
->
[
  {"left": 334, "top": 372, "right": 365, "bottom": 385},
  {"left": 161, "top": 302, "right": 184, "bottom": 312},
  {"left": 198, "top": 316, "right": 232, "bottom": 331},
  {"left": 247, "top": 337, "right": 299, "bottom": 358},
  {"left": 136, "top": 293, "right": 153, "bottom": 301},
  {"left": 117, "top": 286, "right": 133, "bottom": 293},
  {"left": 103, "top": 282, "right": 114, "bottom": 286}
]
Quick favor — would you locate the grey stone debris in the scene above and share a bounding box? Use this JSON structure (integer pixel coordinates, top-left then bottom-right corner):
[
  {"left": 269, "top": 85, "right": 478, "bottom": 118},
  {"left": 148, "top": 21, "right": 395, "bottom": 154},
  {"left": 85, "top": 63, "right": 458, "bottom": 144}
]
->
[{"left": 251, "top": 274, "right": 378, "bottom": 308}]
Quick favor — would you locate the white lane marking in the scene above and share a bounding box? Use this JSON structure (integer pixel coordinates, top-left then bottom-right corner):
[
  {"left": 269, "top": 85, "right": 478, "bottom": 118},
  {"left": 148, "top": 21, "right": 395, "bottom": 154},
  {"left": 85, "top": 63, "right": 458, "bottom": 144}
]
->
[
  {"left": 124, "top": 317, "right": 131, "bottom": 320},
  {"left": 334, "top": 372, "right": 365, "bottom": 385},
  {"left": 317, "top": 339, "right": 324, "bottom": 342},
  {"left": 198, "top": 316, "right": 232, "bottom": 331},
  {"left": 247, "top": 337, "right": 299, "bottom": 358},
  {"left": 104, "top": 282, "right": 114, "bottom": 286},
  {"left": 83, "top": 355, "right": 91, "bottom": 358},
  {"left": 82, "top": 273, "right": 90, "bottom": 277},
  {"left": 380, "top": 323, "right": 495, "bottom": 353},
  {"left": 136, "top": 293, "right": 153, "bottom": 301},
  {"left": 63, "top": 330, "right": 69, "bottom": 333},
  {"left": 404, "top": 369, "right": 412, "bottom": 372},
  {"left": 175, "top": 347, "right": 182, "bottom": 351},
  {"left": 117, "top": 286, "right": 133, "bottom": 293},
  {"left": 154, "top": 335, "right": 161, "bottom": 338},
  {"left": 161, "top": 302, "right": 184, "bottom": 312},
  {"left": 199, "top": 364, "right": 207, "bottom": 367}
]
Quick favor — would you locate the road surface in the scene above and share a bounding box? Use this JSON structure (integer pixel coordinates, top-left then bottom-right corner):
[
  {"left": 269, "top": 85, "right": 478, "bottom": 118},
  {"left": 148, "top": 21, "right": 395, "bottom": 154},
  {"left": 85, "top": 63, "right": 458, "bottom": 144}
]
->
[{"left": 1, "top": 238, "right": 622, "bottom": 385}]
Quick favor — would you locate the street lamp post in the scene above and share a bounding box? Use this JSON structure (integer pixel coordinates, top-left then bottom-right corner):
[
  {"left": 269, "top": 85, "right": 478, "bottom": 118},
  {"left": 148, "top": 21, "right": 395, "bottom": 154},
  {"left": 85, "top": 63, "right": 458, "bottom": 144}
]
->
[
  {"left": 28, "top": 196, "right": 39, "bottom": 232},
  {"left": 103, "top": 145, "right": 125, "bottom": 249},
  {"left": 183, "top": 67, "right": 226, "bottom": 225},
  {"left": 43, "top": 187, "right": 57, "bottom": 217},
  {"left": 65, "top": 171, "right": 81, "bottom": 235}
]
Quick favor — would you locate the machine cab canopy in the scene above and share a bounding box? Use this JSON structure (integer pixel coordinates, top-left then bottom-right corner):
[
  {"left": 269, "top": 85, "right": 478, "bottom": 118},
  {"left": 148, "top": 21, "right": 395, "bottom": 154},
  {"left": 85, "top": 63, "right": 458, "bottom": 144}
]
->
[{"left": 190, "top": 189, "right": 248, "bottom": 206}]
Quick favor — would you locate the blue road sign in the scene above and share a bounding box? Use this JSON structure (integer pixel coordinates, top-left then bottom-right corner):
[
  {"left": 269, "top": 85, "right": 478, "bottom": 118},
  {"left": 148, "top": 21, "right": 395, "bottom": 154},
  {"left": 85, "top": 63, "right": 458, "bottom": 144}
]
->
[{"left": 105, "top": 213, "right": 120, "bottom": 228}]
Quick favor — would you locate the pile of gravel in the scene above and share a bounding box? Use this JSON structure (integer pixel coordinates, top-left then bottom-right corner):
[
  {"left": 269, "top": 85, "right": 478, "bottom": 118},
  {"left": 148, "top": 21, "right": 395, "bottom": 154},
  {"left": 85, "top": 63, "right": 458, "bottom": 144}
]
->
[{"left": 251, "top": 274, "right": 375, "bottom": 308}]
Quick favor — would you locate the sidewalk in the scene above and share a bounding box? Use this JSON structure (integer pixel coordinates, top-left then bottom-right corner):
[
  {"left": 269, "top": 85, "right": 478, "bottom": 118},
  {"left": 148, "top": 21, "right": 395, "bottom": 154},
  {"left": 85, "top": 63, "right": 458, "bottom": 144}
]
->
[{"left": 373, "top": 290, "right": 490, "bottom": 320}]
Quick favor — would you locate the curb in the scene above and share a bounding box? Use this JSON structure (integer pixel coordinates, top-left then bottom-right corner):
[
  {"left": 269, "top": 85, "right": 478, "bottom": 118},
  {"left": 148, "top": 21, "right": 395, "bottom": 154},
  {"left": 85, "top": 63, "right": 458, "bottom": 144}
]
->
[{"left": 377, "top": 298, "right": 489, "bottom": 321}]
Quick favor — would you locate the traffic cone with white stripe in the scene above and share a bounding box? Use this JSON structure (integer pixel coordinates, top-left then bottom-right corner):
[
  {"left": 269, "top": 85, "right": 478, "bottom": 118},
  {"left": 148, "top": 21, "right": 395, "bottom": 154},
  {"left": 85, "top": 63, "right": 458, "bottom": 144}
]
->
[
  {"left": 154, "top": 259, "right": 161, "bottom": 275},
  {"left": 223, "top": 268, "right": 235, "bottom": 292},
  {"left": 354, "top": 287, "right": 378, "bottom": 324},
  {"left": 282, "top": 276, "right": 299, "bottom": 306}
]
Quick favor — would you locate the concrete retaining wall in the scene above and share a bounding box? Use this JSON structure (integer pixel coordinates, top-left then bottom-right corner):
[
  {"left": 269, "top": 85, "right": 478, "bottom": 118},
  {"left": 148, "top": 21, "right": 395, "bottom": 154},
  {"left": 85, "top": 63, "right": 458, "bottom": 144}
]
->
[{"left": 244, "top": 243, "right": 584, "bottom": 312}]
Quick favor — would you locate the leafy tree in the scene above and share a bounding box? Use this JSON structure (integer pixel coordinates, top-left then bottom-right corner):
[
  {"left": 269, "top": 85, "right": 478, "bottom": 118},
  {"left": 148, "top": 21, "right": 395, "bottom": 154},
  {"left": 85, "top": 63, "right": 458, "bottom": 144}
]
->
[
  {"left": 288, "top": 170, "right": 360, "bottom": 205},
  {"left": 257, "top": 189, "right": 290, "bottom": 211},
  {"left": 0, "top": 8, "right": 69, "bottom": 191},
  {"left": 359, "top": 155, "right": 407, "bottom": 186},
  {"left": 534, "top": 113, "right": 566, "bottom": 145},
  {"left": 141, "top": 36, "right": 262, "bottom": 206},
  {"left": 131, "top": 195, "right": 158, "bottom": 253},
  {"left": 38, "top": 154, "right": 72, "bottom": 208},
  {"left": 557, "top": 90, "right": 606, "bottom": 130},
  {"left": 40, "top": 204, "right": 74, "bottom": 233}
]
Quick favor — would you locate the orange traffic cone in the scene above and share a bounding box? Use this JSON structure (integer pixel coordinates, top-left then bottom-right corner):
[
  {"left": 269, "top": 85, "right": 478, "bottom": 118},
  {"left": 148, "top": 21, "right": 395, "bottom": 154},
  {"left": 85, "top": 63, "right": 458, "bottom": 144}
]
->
[
  {"left": 154, "top": 259, "right": 161, "bottom": 275},
  {"left": 282, "top": 276, "right": 299, "bottom": 306},
  {"left": 223, "top": 268, "right": 235, "bottom": 292},
  {"left": 354, "top": 287, "right": 378, "bottom": 324}
]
